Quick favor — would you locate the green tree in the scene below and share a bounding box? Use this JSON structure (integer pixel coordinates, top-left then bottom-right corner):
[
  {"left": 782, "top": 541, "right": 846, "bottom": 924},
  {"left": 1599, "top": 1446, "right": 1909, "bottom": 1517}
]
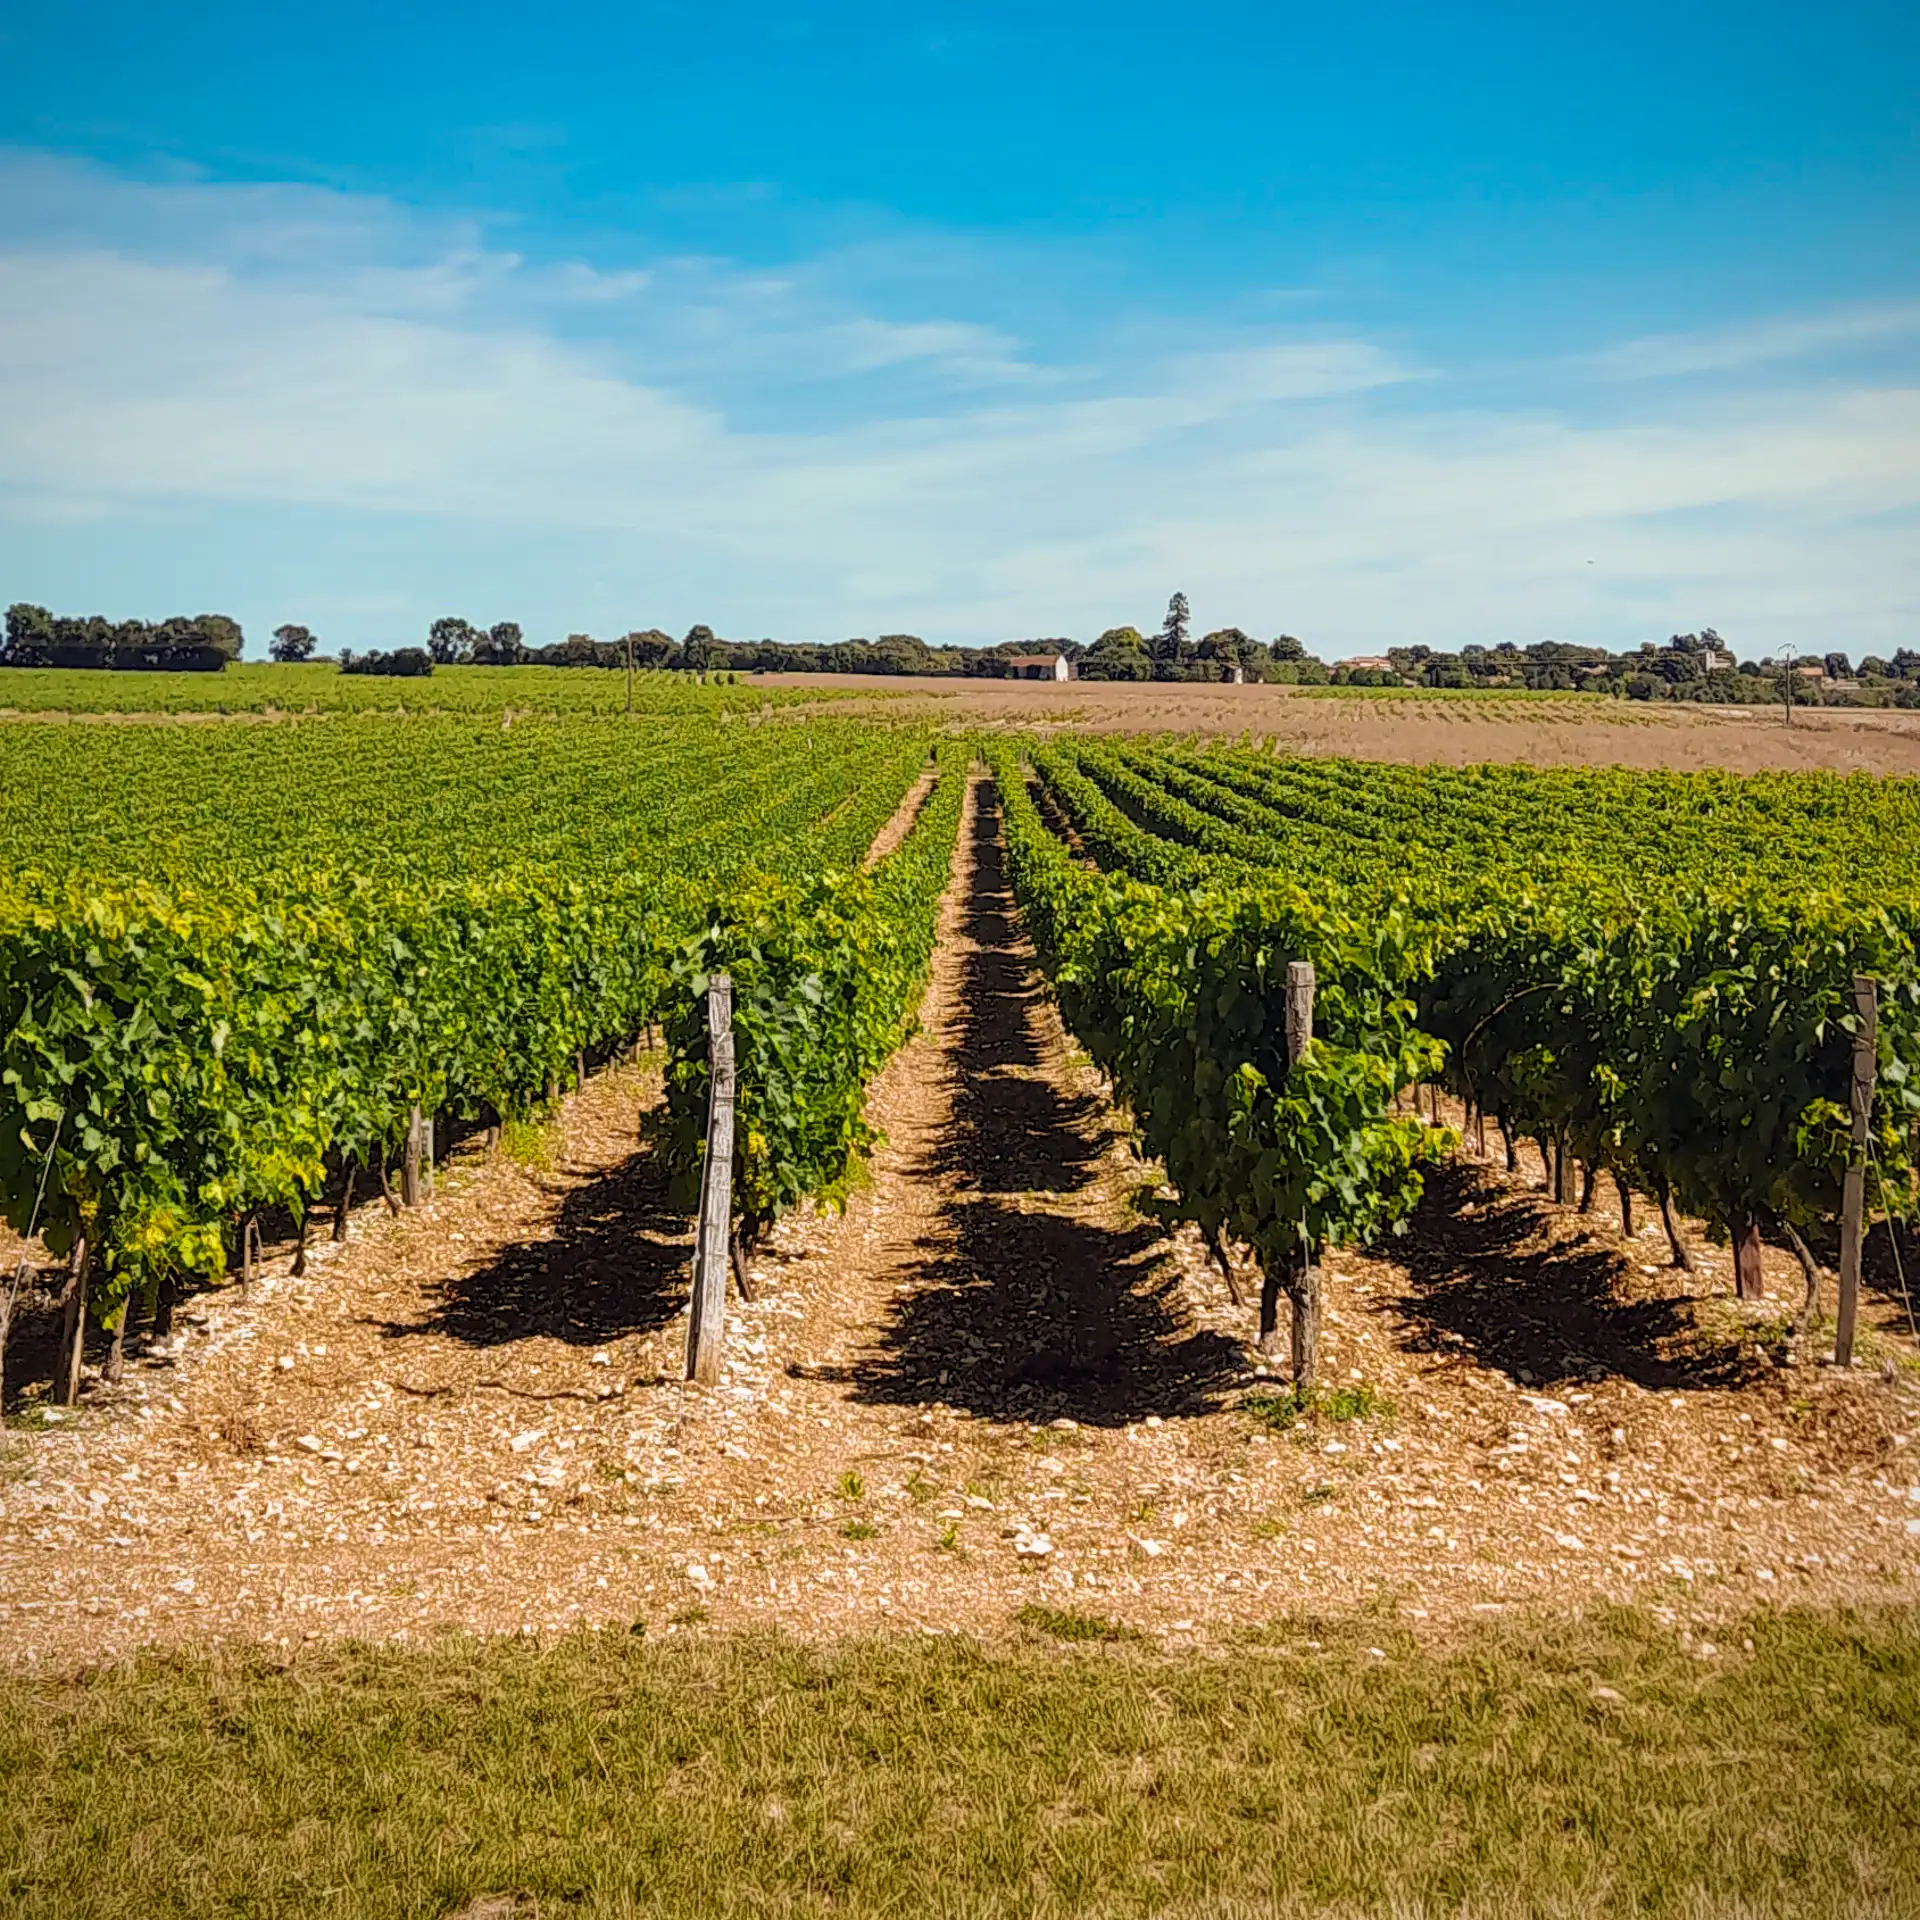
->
[
  {"left": 623, "top": 629, "right": 678, "bottom": 670},
  {"left": 1198, "top": 628, "right": 1256, "bottom": 675},
  {"left": 2, "top": 603, "right": 56, "bottom": 665},
  {"left": 1078, "top": 627, "right": 1152, "bottom": 681},
  {"left": 1151, "top": 594, "right": 1190, "bottom": 677},
  {"left": 427, "top": 618, "right": 478, "bottom": 665},
  {"left": 269, "top": 624, "right": 316, "bottom": 663}
]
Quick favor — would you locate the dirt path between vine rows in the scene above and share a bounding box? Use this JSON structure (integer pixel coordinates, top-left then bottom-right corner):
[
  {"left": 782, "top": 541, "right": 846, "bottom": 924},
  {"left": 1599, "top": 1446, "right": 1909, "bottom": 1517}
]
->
[{"left": 3, "top": 777, "right": 1919, "bottom": 1669}]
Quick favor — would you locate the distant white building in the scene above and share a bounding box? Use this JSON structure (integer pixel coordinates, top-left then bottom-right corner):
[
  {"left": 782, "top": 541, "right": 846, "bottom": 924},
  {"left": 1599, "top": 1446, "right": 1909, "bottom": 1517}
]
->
[{"left": 1005, "top": 652, "right": 1072, "bottom": 681}]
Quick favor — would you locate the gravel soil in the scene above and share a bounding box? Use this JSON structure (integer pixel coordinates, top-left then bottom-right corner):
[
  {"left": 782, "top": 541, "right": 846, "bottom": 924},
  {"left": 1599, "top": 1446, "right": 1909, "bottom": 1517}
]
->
[{"left": 3, "top": 778, "right": 1917, "bottom": 1668}]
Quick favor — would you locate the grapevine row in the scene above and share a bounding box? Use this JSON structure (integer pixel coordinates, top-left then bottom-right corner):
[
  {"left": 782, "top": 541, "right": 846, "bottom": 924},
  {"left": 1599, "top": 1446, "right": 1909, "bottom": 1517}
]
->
[
  {"left": 1006, "top": 739, "right": 1920, "bottom": 1379},
  {"left": 0, "top": 719, "right": 934, "bottom": 1359},
  {"left": 661, "top": 744, "right": 970, "bottom": 1254}
]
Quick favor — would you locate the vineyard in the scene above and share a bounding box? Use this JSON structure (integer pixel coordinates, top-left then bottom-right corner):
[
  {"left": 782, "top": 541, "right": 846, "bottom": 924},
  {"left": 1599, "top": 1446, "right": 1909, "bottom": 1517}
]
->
[
  {"left": 5, "top": 687, "right": 1920, "bottom": 1910},
  {"left": 5, "top": 696, "right": 1920, "bottom": 1408},
  {"left": 0, "top": 703, "right": 957, "bottom": 1397},
  {"left": 0, "top": 661, "right": 829, "bottom": 716},
  {"left": 997, "top": 735, "right": 1920, "bottom": 1375}
]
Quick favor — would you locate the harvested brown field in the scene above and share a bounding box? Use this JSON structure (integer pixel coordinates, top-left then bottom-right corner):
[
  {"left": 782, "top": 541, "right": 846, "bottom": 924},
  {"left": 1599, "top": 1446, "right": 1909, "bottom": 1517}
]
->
[{"left": 768, "top": 671, "right": 1920, "bottom": 773}]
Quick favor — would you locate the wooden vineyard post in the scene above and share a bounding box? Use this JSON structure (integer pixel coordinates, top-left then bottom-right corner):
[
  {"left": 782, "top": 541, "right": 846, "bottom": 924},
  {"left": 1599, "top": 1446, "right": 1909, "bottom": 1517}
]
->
[
  {"left": 402, "top": 1104, "right": 423, "bottom": 1208},
  {"left": 1835, "top": 976, "right": 1878, "bottom": 1368},
  {"left": 685, "top": 974, "right": 737, "bottom": 1387},
  {"left": 1261, "top": 962, "right": 1320, "bottom": 1377},
  {"left": 1286, "top": 961, "right": 1322, "bottom": 1385},
  {"left": 1284, "top": 960, "right": 1315, "bottom": 1067},
  {"left": 57, "top": 1231, "right": 88, "bottom": 1407}
]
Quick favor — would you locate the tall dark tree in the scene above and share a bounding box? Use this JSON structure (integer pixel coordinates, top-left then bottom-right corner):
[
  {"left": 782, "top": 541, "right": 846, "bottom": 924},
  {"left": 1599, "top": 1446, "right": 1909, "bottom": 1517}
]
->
[
  {"left": 269, "top": 624, "right": 316, "bottom": 662},
  {"left": 1270, "top": 633, "right": 1307, "bottom": 662},
  {"left": 624, "top": 629, "right": 678, "bottom": 670},
  {"left": 682, "top": 624, "right": 717, "bottom": 673},
  {"left": 427, "top": 617, "right": 479, "bottom": 665},
  {"left": 1149, "top": 592, "right": 1191, "bottom": 675},
  {"left": 2, "top": 603, "right": 55, "bottom": 665},
  {"left": 471, "top": 621, "right": 526, "bottom": 665}
]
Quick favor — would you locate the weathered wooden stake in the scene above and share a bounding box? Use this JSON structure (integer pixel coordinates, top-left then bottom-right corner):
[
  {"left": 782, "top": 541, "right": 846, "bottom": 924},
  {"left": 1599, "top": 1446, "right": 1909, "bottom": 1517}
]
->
[
  {"left": 685, "top": 975, "right": 737, "bottom": 1386},
  {"left": 1260, "top": 961, "right": 1320, "bottom": 1382},
  {"left": 423, "top": 1112, "right": 436, "bottom": 1196},
  {"left": 58, "top": 1232, "right": 88, "bottom": 1407},
  {"left": 1835, "top": 976, "right": 1878, "bottom": 1368},
  {"left": 1283, "top": 959, "right": 1315, "bottom": 1065},
  {"left": 402, "top": 1105, "right": 423, "bottom": 1207},
  {"left": 1730, "top": 1212, "right": 1766, "bottom": 1299}
]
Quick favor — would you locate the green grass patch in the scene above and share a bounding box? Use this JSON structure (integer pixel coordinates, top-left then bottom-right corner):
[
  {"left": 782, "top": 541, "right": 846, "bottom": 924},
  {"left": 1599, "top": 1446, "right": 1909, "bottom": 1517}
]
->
[
  {"left": 1, "top": 1608, "right": 1917, "bottom": 1916},
  {"left": 495, "top": 1115, "right": 557, "bottom": 1171},
  {"left": 1245, "top": 1381, "right": 1389, "bottom": 1431},
  {"left": 840, "top": 1519, "right": 877, "bottom": 1541},
  {"left": 1014, "top": 1603, "right": 1142, "bottom": 1645}
]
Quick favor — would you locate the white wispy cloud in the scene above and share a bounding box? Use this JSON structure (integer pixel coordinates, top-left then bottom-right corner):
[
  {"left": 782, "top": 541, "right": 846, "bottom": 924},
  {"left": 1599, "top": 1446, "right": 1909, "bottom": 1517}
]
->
[
  {"left": 0, "top": 150, "right": 1915, "bottom": 652},
  {"left": 1580, "top": 303, "right": 1920, "bottom": 381}
]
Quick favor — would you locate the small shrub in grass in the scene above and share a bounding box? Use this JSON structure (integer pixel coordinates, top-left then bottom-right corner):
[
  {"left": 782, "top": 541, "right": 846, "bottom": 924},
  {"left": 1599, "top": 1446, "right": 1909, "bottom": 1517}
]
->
[
  {"left": 1245, "top": 1382, "right": 1388, "bottom": 1432},
  {"left": 841, "top": 1519, "right": 877, "bottom": 1541},
  {"left": 1016, "top": 1604, "right": 1142, "bottom": 1645}
]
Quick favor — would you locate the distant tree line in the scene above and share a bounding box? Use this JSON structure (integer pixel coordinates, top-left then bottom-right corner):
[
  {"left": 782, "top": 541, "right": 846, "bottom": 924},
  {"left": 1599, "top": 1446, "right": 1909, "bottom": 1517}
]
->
[
  {"left": 340, "top": 647, "right": 434, "bottom": 677},
  {"left": 1070, "top": 596, "right": 1331, "bottom": 683},
  {"left": 1370, "top": 632, "right": 1920, "bottom": 707},
  {"left": 1, "top": 604, "right": 244, "bottom": 672},
  {"left": 416, "top": 617, "right": 1069, "bottom": 678},
  {"left": 11, "top": 598, "right": 1915, "bottom": 707}
]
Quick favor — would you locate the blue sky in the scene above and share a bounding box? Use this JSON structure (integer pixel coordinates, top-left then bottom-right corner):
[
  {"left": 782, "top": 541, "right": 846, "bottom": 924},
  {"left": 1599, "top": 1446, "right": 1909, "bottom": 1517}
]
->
[{"left": 1, "top": 1, "right": 1916, "bottom": 655}]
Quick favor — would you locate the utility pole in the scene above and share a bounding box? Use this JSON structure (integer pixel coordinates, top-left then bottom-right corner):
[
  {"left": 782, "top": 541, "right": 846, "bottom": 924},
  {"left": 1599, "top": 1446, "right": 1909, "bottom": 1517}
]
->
[
  {"left": 1774, "top": 645, "right": 1796, "bottom": 726},
  {"left": 626, "top": 631, "right": 635, "bottom": 715}
]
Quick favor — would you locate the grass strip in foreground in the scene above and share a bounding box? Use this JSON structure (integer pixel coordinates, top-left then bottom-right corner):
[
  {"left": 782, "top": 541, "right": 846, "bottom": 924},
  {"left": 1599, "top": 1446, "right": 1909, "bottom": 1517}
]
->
[{"left": 2, "top": 1606, "right": 1916, "bottom": 1917}]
